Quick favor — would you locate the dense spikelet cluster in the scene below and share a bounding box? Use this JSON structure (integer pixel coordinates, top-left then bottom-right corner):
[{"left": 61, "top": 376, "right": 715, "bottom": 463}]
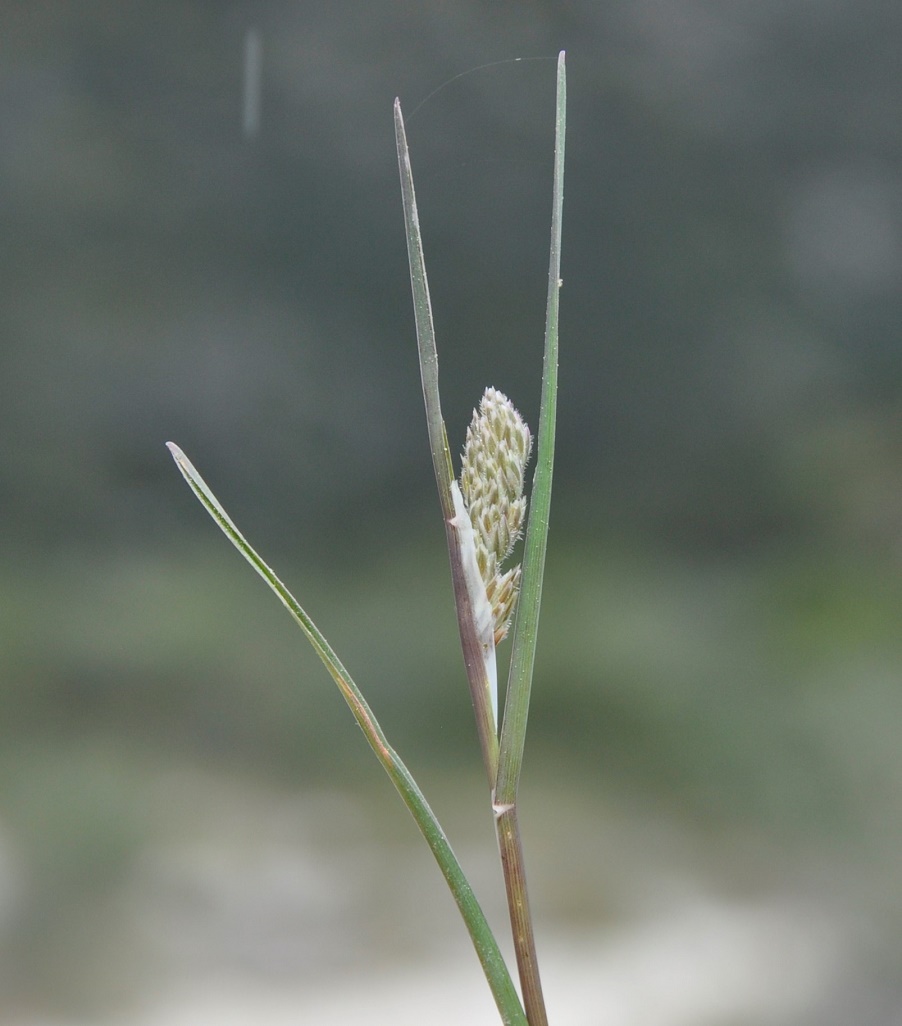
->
[{"left": 460, "top": 388, "right": 533, "bottom": 644}]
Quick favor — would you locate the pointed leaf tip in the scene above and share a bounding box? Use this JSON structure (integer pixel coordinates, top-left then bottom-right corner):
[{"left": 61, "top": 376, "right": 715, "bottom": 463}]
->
[{"left": 166, "top": 441, "right": 188, "bottom": 466}]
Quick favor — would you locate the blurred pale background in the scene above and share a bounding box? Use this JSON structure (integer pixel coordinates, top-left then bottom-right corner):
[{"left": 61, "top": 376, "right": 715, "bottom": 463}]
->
[{"left": 2, "top": 3, "right": 902, "bottom": 1024}]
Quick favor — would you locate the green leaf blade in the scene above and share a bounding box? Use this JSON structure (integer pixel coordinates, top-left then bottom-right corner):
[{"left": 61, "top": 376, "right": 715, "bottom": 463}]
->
[
  {"left": 496, "top": 50, "right": 566, "bottom": 805},
  {"left": 166, "top": 441, "right": 526, "bottom": 1025}
]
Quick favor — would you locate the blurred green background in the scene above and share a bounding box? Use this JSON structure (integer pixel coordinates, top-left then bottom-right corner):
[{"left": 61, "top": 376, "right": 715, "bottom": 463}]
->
[{"left": 2, "top": 3, "right": 902, "bottom": 1023}]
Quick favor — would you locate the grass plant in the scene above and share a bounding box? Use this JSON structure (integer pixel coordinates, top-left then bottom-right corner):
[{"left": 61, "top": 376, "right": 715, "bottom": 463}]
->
[{"left": 168, "top": 51, "right": 565, "bottom": 1025}]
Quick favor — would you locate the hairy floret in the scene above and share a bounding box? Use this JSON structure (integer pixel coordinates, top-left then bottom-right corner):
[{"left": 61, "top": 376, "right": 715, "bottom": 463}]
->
[{"left": 460, "top": 388, "right": 532, "bottom": 643}]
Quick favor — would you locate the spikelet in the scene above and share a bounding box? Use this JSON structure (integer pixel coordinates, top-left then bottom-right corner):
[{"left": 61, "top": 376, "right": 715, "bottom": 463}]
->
[{"left": 460, "top": 388, "right": 532, "bottom": 644}]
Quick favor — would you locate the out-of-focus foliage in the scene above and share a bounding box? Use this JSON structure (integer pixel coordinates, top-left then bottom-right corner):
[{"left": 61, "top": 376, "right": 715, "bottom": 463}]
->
[{"left": 3, "top": 2, "right": 901, "bottom": 553}]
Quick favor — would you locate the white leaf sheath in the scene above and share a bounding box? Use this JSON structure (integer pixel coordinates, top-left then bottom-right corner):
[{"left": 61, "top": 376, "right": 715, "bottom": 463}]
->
[{"left": 450, "top": 481, "right": 498, "bottom": 725}]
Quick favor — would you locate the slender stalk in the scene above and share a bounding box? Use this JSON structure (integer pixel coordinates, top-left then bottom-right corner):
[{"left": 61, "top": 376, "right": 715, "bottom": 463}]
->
[
  {"left": 395, "top": 98, "right": 500, "bottom": 784},
  {"left": 495, "top": 806, "right": 545, "bottom": 1024},
  {"left": 491, "top": 51, "right": 566, "bottom": 1026},
  {"left": 397, "top": 53, "right": 565, "bottom": 1025},
  {"left": 166, "top": 442, "right": 527, "bottom": 1026}
]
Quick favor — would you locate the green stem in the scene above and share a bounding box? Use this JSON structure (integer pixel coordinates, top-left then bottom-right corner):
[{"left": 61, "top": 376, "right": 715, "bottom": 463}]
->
[
  {"left": 166, "top": 442, "right": 527, "bottom": 1026},
  {"left": 397, "top": 52, "right": 565, "bottom": 1025},
  {"left": 492, "top": 51, "right": 566, "bottom": 1026},
  {"left": 495, "top": 805, "right": 548, "bottom": 1026}
]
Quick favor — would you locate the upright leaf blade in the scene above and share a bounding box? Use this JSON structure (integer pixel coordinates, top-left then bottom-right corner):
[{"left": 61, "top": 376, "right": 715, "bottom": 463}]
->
[
  {"left": 395, "top": 101, "right": 500, "bottom": 781},
  {"left": 394, "top": 99, "right": 454, "bottom": 517},
  {"left": 496, "top": 51, "right": 566, "bottom": 804}
]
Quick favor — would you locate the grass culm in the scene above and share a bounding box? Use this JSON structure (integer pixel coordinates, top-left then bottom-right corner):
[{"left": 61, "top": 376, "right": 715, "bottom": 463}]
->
[{"left": 168, "top": 51, "right": 566, "bottom": 1026}]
